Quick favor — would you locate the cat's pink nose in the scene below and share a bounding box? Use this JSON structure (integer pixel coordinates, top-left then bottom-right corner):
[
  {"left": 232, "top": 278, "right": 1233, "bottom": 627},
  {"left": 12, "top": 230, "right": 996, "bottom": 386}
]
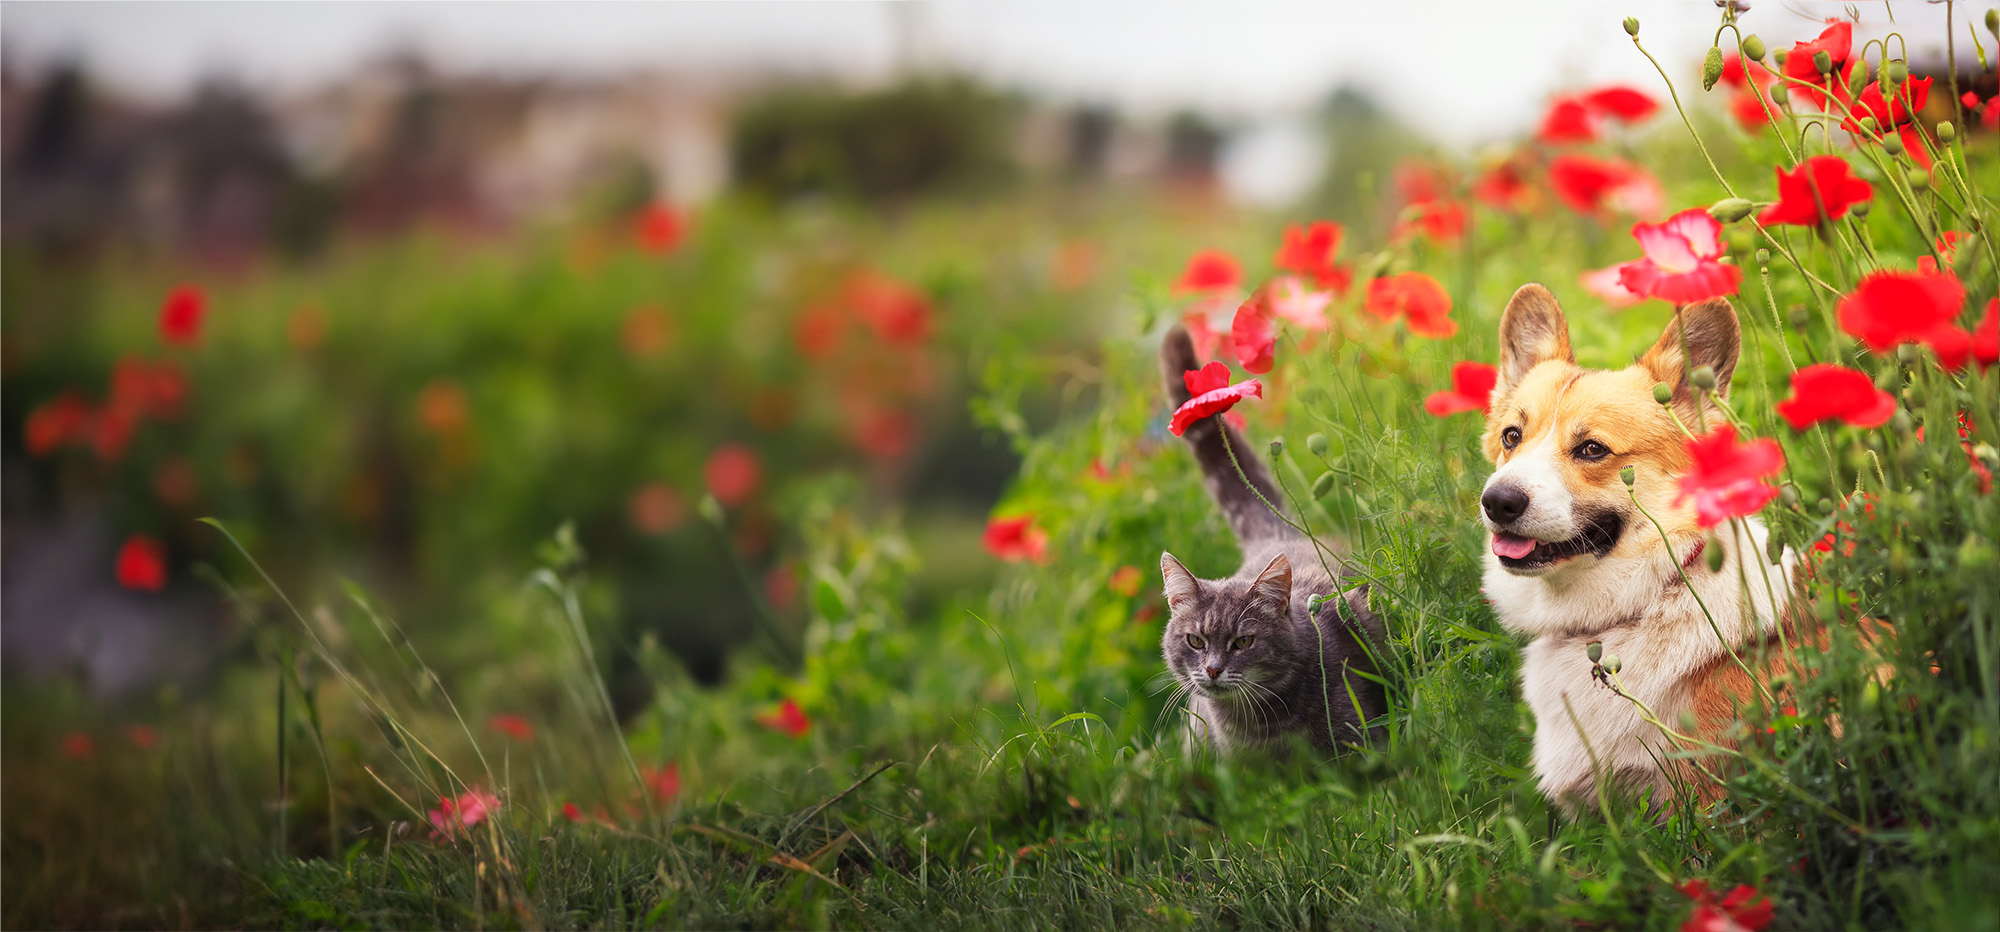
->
[{"left": 1204, "top": 665, "right": 1221, "bottom": 680}]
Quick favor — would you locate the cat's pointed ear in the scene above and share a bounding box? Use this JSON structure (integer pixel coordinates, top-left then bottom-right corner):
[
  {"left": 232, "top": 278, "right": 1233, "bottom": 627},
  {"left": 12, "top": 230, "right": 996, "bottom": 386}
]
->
[
  {"left": 1250, "top": 554, "right": 1291, "bottom": 613},
  {"left": 1161, "top": 552, "right": 1201, "bottom": 612}
]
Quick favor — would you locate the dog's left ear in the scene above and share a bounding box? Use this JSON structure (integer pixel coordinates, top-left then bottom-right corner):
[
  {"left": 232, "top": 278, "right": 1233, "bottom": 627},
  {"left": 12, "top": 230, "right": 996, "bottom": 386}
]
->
[{"left": 1640, "top": 298, "right": 1739, "bottom": 404}]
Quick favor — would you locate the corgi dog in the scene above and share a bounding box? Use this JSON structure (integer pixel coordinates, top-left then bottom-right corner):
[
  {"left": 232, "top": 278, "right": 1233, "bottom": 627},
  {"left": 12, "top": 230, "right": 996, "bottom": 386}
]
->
[{"left": 1477, "top": 283, "right": 1804, "bottom": 814}]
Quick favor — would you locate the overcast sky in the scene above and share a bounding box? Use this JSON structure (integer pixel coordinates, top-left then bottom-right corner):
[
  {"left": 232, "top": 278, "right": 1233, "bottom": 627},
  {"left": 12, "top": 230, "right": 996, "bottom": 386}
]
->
[{"left": 9, "top": 1, "right": 1972, "bottom": 144}]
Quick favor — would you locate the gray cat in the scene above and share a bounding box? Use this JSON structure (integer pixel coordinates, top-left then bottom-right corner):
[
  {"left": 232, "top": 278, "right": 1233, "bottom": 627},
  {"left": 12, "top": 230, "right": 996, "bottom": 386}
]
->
[{"left": 1158, "top": 327, "right": 1385, "bottom": 757}]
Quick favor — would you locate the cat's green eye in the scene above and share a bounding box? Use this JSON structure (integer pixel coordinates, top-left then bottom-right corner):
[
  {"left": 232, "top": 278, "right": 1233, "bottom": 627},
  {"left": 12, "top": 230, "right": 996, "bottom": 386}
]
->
[
  {"left": 1186, "top": 634, "right": 1206, "bottom": 649},
  {"left": 1231, "top": 635, "right": 1255, "bottom": 650}
]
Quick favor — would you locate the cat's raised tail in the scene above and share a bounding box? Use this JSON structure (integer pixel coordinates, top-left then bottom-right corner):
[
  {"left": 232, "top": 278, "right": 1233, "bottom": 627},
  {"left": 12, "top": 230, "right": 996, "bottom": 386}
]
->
[{"left": 1161, "top": 327, "right": 1293, "bottom": 545}]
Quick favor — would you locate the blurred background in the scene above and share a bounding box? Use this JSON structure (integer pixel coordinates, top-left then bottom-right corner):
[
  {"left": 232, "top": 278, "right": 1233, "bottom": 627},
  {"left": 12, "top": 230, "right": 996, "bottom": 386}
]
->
[{"left": 0, "top": 0, "right": 1971, "bottom": 718}]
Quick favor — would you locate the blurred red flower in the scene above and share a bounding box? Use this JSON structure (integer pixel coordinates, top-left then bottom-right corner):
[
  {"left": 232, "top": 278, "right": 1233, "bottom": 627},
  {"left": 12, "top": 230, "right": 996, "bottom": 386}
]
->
[
  {"left": 1730, "top": 88, "right": 1780, "bottom": 131},
  {"left": 125, "top": 724, "right": 159, "bottom": 750},
  {"left": 60, "top": 732, "right": 95, "bottom": 760},
  {"left": 635, "top": 203, "right": 686, "bottom": 255},
  {"left": 1108, "top": 565, "right": 1143, "bottom": 598},
  {"left": 1617, "top": 209, "right": 1742, "bottom": 304},
  {"left": 1230, "top": 291, "right": 1277, "bottom": 374},
  {"left": 1399, "top": 200, "right": 1468, "bottom": 244},
  {"left": 561, "top": 802, "right": 583, "bottom": 823},
  {"left": 24, "top": 392, "right": 94, "bottom": 457},
  {"left": 646, "top": 762, "right": 682, "bottom": 803},
  {"left": 429, "top": 789, "right": 501, "bottom": 839},
  {"left": 417, "top": 380, "right": 470, "bottom": 435},
  {"left": 757, "top": 699, "right": 811, "bottom": 739},
  {"left": 1273, "top": 221, "right": 1350, "bottom": 292},
  {"left": 1363, "top": 272, "right": 1456, "bottom": 338},
  {"left": 1579, "top": 265, "right": 1645, "bottom": 309},
  {"left": 844, "top": 404, "right": 916, "bottom": 461},
  {"left": 1548, "top": 155, "right": 1643, "bottom": 215},
  {"left": 1424, "top": 362, "right": 1499, "bottom": 417},
  {"left": 287, "top": 304, "right": 327, "bottom": 351},
  {"left": 984, "top": 515, "right": 1051, "bottom": 563},
  {"left": 1174, "top": 249, "right": 1242, "bottom": 295},
  {"left": 1051, "top": 239, "right": 1101, "bottom": 291},
  {"left": 1582, "top": 86, "right": 1659, "bottom": 122},
  {"left": 116, "top": 534, "right": 168, "bottom": 591},
  {"left": 1775, "top": 364, "right": 1896, "bottom": 430},
  {"left": 1812, "top": 493, "right": 1874, "bottom": 556},
  {"left": 764, "top": 564, "right": 800, "bottom": 611},
  {"left": 1676, "top": 426, "right": 1785, "bottom": 528},
  {"left": 704, "top": 444, "right": 762, "bottom": 507},
  {"left": 1182, "top": 310, "right": 1223, "bottom": 361},
  {"left": 621, "top": 304, "right": 673, "bottom": 358},
  {"left": 159, "top": 284, "right": 205, "bottom": 346},
  {"left": 1836, "top": 268, "right": 1968, "bottom": 365},
  {"left": 1538, "top": 97, "right": 1597, "bottom": 143},
  {"left": 111, "top": 356, "right": 188, "bottom": 420},
  {"left": 1845, "top": 75, "right": 1931, "bottom": 133},
  {"left": 1473, "top": 159, "right": 1534, "bottom": 211},
  {"left": 1678, "top": 880, "right": 1774, "bottom": 932},
  {"left": 1758, "top": 155, "right": 1872, "bottom": 226},
  {"left": 1781, "top": 19, "right": 1857, "bottom": 110},
  {"left": 844, "top": 269, "right": 932, "bottom": 345},
  {"left": 1169, "top": 361, "right": 1264, "bottom": 436},
  {"left": 94, "top": 407, "right": 138, "bottom": 462},
  {"left": 1265, "top": 276, "right": 1333, "bottom": 332},
  {"left": 793, "top": 302, "right": 847, "bottom": 359},
  {"left": 488, "top": 714, "right": 535, "bottom": 742},
  {"left": 1718, "top": 53, "right": 1770, "bottom": 90},
  {"left": 1974, "top": 299, "right": 1998, "bottom": 370},
  {"left": 1926, "top": 231, "right": 1966, "bottom": 273},
  {"left": 629, "top": 483, "right": 688, "bottom": 536}
]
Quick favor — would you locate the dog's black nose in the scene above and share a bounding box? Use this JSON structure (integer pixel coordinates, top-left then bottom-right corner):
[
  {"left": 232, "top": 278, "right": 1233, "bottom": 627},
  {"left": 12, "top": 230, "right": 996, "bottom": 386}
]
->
[{"left": 1482, "top": 483, "right": 1530, "bottom": 525}]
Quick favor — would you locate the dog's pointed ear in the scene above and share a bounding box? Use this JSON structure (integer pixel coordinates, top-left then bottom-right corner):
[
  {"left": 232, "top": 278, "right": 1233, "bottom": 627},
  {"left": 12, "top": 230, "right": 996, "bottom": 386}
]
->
[
  {"left": 1161, "top": 552, "right": 1201, "bottom": 612},
  {"left": 1640, "top": 298, "right": 1740, "bottom": 405},
  {"left": 1497, "top": 284, "right": 1574, "bottom": 391},
  {"left": 1249, "top": 554, "right": 1291, "bottom": 614}
]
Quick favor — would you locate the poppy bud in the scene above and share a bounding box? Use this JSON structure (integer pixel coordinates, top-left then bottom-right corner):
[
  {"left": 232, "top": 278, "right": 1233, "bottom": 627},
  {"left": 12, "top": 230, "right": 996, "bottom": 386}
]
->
[
  {"left": 1623, "top": 16, "right": 1640, "bottom": 36},
  {"left": 1847, "top": 66, "right": 1869, "bottom": 98},
  {"left": 1620, "top": 465, "right": 1635, "bottom": 487},
  {"left": 1312, "top": 471, "right": 1337, "bottom": 500},
  {"left": 1897, "top": 344, "right": 1921, "bottom": 365},
  {"left": 1890, "top": 409, "right": 1913, "bottom": 434},
  {"left": 1851, "top": 199, "right": 1871, "bottom": 217},
  {"left": 1269, "top": 438, "right": 1285, "bottom": 458},
  {"left": 1602, "top": 654, "right": 1622, "bottom": 673},
  {"left": 1765, "top": 530, "right": 1786, "bottom": 565},
  {"left": 1905, "top": 167, "right": 1931, "bottom": 188},
  {"left": 1937, "top": 122, "right": 1956, "bottom": 143},
  {"left": 1857, "top": 116, "right": 1877, "bottom": 134},
  {"left": 1587, "top": 641, "right": 1603, "bottom": 663},
  {"left": 1988, "top": 8, "right": 1998, "bottom": 33},
  {"left": 1813, "top": 50, "right": 1832, "bottom": 74},
  {"left": 1780, "top": 485, "right": 1799, "bottom": 508},
  {"left": 1653, "top": 382, "right": 1673, "bottom": 404},
  {"left": 1788, "top": 305, "right": 1811, "bottom": 329},
  {"left": 1705, "top": 533, "right": 1726, "bottom": 572},
  {"left": 1886, "top": 60, "right": 1908, "bottom": 84},
  {"left": 1819, "top": 497, "right": 1835, "bottom": 515},
  {"left": 1770, "top": 83, "right": 1789, "bottom": 105},
  {"left": 1709, "top": 198, "right": 1754, "bottom": 222},
  {"left": 1306, "top": 432, "right": 1328, "bottom": 457},
  {"left": 697, "top": 494, "right": 725, "bottom": 525},
  {"left": 1742, "top": 35, "right": 1766, "bottom": 61},
  {"left": 1703, "top": 47, "right": 1727, "bottom": 90},
  {"left": 1690, "top": 365, "right": 1717, "bottom": 392},
  {"left": 1755, "top": 248, "right": 1770, "bottom": 265},
  {"left": 1882, "top": 134, "right": 1904, "bottom": 156}
]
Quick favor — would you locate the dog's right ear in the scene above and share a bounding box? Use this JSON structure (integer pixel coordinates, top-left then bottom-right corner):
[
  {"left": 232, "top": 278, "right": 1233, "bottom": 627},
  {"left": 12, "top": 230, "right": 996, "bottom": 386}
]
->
[
  {"left": 1161, "top": 552, "right": 1201, "bottom": 612},
  {"left": 1496, "top": 284, "right": 1574, "bottom": 391}
]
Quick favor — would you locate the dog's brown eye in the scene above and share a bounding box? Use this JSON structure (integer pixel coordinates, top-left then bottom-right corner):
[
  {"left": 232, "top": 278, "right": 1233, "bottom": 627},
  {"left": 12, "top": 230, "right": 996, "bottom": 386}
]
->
[
  {"left": 1186, "top": 634, "right": 1206, "bottom": 649},
  {"left": 1574, "top": 440, "right": 1612, "bottom": 462},
  {"left": 1231, "top": 635, "right": 1255, "bottom": 650},
  {"left": 1502, "top": 427, "right": 1522, "bottom": 449}
]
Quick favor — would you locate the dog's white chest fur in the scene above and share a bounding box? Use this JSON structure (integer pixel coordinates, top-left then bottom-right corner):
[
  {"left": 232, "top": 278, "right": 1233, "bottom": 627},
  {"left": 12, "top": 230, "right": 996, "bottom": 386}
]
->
[{"left": 1488, "top": 520, "right": 1795, "bottom": 808}]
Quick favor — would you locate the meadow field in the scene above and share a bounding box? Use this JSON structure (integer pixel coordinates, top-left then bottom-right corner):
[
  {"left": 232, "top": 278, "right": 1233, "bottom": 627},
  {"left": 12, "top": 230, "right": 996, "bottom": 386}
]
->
[{"left": 4, "top": 7, "right": 1998, "bottom": 930}]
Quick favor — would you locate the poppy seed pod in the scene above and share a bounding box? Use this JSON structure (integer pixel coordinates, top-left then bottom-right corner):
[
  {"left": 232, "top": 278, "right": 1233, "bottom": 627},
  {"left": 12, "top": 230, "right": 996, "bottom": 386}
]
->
[
  {"left": 1886, "top": 60, "right": 1908, "bottom": 84},
  {"left": 1813, "top": 50, "right": 1832, "bottom": 74},
  {"left": 1306, "top": 432, "right": 1328, "bottom": 457},
  {"left": 1709, "top": 197, "right": 1754, "bottom": 222},
  {"left": 1937, "top": 122, "right": 1956, "bottom": 143},
  {"left": 1988, "top": 9, "right": 1998, "bottom": 33},
  {"left": 1770, "top": 83, "right": 1789, "bottom": 105},
  {"left": 1653, "top": 382, "right": 1674, "bottom": 404},
  {"left": 1269, "top": 438, "right": 1285, "bottom": 458},
  {"left": 1312, "top": 471, "right": 1336, "bottom": 500},
  {"left": 1690, "top": 365, "right": 1717, "bottom": 392},
  {"left": 1602, "top": 654, "right": 1622, "bottom": 673},
  {"left": 1883, "top": 134, "right": 1904, "bottom": 156},
  {"left": 1755, "top": 248, "right": 1770, "bottom": 265},
  {"left": 1851, "top": 199, "right": 1871, "bottom": 217},
  {"left": 1620, "top": 465, "right": 1635, "bottom": 487},
  {"left": 1890, "top": 409, "right": 1913, "bottom": 434},
  {"left": 1819, "top": 497, "right": 1835, "bottom": 515},
  {"left": 1587, "top": 641, "right": 1603, "bottom": 663},
  {"left": 1857, "top": 115, "right": 1877, "bottom": 133},
  {"left": 1779, "top": 485, "right": 1799, "bottom": 508},
  {"left": 1623, "top": 16, "right": 1640, "bottom": 36},
  {"left": 1742, "top": 35, "right": 1766, "bottom": 61},
  {"left": 1703, "top": 47, "right": 1727, "bottom": 90},
  {"left": 1705, "top": 534, "right": 1726, "bottom": 572}
]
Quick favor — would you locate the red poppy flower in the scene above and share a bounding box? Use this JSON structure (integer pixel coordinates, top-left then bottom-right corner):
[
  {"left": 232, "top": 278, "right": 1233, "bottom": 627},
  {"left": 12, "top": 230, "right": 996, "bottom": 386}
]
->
[
  {"left": 116, "top": 534, "right": 167, "bottom": 591},
  {"left": 159, "top": 285, "right": 205, "bottom": 346},
  {"left": 1363, "top": 272, "right": 1456, "bottom": 338},
  {"left": 1757, "top": 155, "right": 1872, "bottom": 226},
  {"left": 126, "top": 724, "right": 159, "bottom": 750},
  {"left": 1845, "top": 75, "right": 1931, "bottom": 133},
  {"left": 1782, "top": 19, "right": 1856, "bottom": 110},
  {"left": 1774, "top": 364, "right": 1896, "bottom": 430},
  {"left": 1174, "top": 249, "right": 1242, "bottom": 295},
  {"left": 844, "top": 404, "right": 916, "bottom": 461},
  {"left": 1579, "top": 266, "right": 1645, "bottom": 308},
  {"left": 1398, "top": 200, "right": 1468, "bottom": 244},
  {"left": 1473, "top": 160, "right": 1533, "bottom": 211},
  {"left": 1273, "top": 221, "right": 1349, "bottom": 291},
  {"left": 635, "top": 203, "right": 686, "bottom": 255},
  {"left": 1617, "top": 209, "right": 1743, "bottom": 304},
  {"left": 757, "top": 699, "right": 811, "bottom": 739},
  {"left": 628, "top": 483, "right": 687, "bottom": 535},
  {"left": 1676, "top": 425, "right": 1786, "bottom": 528},
  {"left": 1973, "top": 299, "right": 1998, "bottom": 370},
  {"left": 1548, "top": 155, "right": 1644, "bottom": 215},
  {"left": 60, "top": 732, "right": 95, "bottom": 760},
  {"left": 646, "top": 762, "right": 682, "bottom": 802},
  {"left": 1678, "top": 879, "right": 1775, "bottom": 932},
  {"left": 1424, "top": 362, "right": 1498, "bottom": 417},
  {"left": 1924, "top": 231, "right": 1967, "bottom": 275},
  {"left": 94, "top": 407, "right": 137, "bottom": 462},
  {"left": 844, "top": 269, "right": 931, "bottom": 345},
  {"left": 488, "top": 714, "right": 535, "bottom": 741},
  {"left": 110, "top": 356, "right": 188, "bottom": 421},
  {"left": 704, "top": 444, "right": 761, "bottom": 507},
  {"left": 1265, "top": 276, "right": 1333, "bottom": 331},
  {"left": 1230, "top": 291, "right": 1277, "bottom": 374},
  {"left": 561, "top": 801, "right": 583, "bottom": 823},
  {"left": 984, "top": 514, "right": 1051, "bottom": 563},
  {"left": 1730, "top": 89, "right": 1780, "bottom": 131},
  {"left": 1836, "top": 268, "right": 1968, "bottom": 363},
  {"left": 429, "top": 789, "right": 501, "bottom": 839},
  {"left": 24, "top": 392, "right": 94, "bottom": 457},
  {"left": 1182, "top": 309, "right": 1223, "bottom": 361},
  {"left": 417, "top": 380, "right": 470, "bottom": 435},
  {"left": 1582, "top": 86, "right": 1659, "bottom": 122},
  {"left": 1108, "top": 565, "right": 1143, "bottom": 598},
  {"left": 1719, "top": 54, "right": 1772, "bottom": 91},
  {"left": 1169, "top": 361, "right": 1264, "bottom": 436},
  {"left": 1538, "top": 97, "right": 1597, "bottom": 143}
]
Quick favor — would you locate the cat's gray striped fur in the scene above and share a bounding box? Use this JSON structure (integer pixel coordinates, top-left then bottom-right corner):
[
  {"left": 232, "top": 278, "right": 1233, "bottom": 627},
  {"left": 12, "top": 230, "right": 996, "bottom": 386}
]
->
[{"left": 1159, "top": 327, "right": 1385, "bottom": 756}]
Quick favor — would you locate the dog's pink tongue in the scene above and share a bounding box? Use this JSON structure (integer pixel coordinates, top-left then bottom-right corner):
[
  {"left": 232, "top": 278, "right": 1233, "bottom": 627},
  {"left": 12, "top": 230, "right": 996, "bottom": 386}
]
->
[{"left": 1492, "top": 533, "right": 1538, "bottom": 560}]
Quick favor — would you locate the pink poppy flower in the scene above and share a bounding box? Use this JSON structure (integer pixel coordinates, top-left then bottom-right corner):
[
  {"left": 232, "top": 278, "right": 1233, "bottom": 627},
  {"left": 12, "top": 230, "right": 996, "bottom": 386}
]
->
[
  {"left": 1169, "top": 361, "right": 1264, "bottom": 436},
  {"left": 1675, "top": 426, "right": 1785, "bottom": 528},
  {"left": 1679, "top": 879, "right": 1775, "bottom": 932},
  {"left": 1424, "top": 362, "right": 1499, "bottom": 417},
  {"left": 1616, "top": 209, "right": 1742, "bottom": 304},
  {"left": 1579, "top": 265, "right": 1645, "bottom": 308},
  {"left": 1774, "top": 364, "right": 1896, "bottom": 430},
  {"left": 1265, "top": 276, "right": 1333, "bottom": 331},
  {"left": 429, "top": 789, "right": 502, "bottom": 839}
]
